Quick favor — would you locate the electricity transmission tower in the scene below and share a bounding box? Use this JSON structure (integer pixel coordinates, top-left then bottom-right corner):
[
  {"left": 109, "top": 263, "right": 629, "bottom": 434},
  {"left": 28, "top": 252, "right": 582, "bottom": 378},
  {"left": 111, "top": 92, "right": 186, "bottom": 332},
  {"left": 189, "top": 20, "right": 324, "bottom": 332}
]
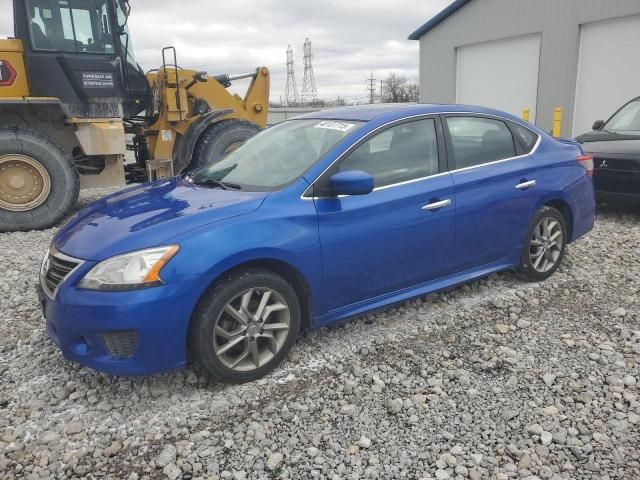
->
[
  {"left": 285, "top": 45, "right": 299, "bottom": 107},
  {"left": 301, "top": 38, "right": 318, "bottom": 106},
  {"left": 366, "top": 72, "right": 376, "bottom": 104}
]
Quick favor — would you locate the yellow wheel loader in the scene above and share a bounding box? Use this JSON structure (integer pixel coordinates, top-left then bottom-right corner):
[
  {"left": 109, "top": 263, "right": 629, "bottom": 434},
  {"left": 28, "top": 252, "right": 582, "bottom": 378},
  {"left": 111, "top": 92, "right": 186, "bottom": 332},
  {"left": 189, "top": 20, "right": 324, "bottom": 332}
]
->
[{"left": 0, "top": 0, "right": 269, "bottom": 232}]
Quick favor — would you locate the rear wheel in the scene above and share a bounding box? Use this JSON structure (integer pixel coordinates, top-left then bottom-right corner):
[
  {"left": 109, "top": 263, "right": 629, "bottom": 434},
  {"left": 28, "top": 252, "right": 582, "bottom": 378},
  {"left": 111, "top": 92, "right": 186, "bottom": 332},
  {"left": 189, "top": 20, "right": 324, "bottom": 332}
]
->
[
  {"left": 0, "top": 128, "right": 79, "bottom": 232},
  {"left": 189, "top": 268, "right": 300, "bottom": 383},
  {"left": 189, "top": 119, "right": 261, "bottom": 171},
  {"left": 518, "top": 206, "right": 567, "bottom": 281}
]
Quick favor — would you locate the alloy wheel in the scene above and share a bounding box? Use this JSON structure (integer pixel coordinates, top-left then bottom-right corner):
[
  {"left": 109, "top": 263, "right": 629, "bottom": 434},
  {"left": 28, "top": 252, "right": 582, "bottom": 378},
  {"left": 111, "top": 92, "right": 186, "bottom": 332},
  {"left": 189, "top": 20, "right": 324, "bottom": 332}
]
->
[
  {"left": 213, "top": 288, "right": 290, "bottom": 371},
  {"left": 529, "top": 217, "right": 564, "bottom": 273}
]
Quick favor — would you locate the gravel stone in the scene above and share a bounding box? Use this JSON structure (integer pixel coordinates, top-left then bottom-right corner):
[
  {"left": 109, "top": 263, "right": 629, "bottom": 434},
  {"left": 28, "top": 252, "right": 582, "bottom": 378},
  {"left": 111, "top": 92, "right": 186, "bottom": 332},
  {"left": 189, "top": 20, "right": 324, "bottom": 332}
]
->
[
  {"left": 65, "top": 421, "right": 83, "bottom": 434},
  {"left": 540, "top": 431, "right": 553, "bottom": 446},
  {"left": 494, "top": 323, "right": 510, "bottom": 334},
  {"left": 162, "top": 463, "right": 181, "bottom": 480},
  {"left": 541, "top": 373, "right": 556, "bottom": 386},
  {"left": 435, "top": 469, "right": 450, "bottom": 480},
  {"left": 610, "top": 307, "right": 627, "bottom": 317},
  {"left": 357, "top": 435, "right": 372, "bottom": 449},
  {"left": 38, "top": 431, "right": 60, "bottom": 445},
  {"left": 156, "top": 444, "right": 177, "bottom": 468},
  {"left": 387, "top": 398, "right": 403, "bottom": 414},
  {"left": 266, "top": 452, "right": 284, "bottom": 471}
]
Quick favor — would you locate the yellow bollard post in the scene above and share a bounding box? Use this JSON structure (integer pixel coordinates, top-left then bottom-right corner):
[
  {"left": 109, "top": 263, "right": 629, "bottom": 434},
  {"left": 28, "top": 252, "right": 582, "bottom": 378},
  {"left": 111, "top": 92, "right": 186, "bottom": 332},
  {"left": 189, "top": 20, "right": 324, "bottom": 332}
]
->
[
  {"left": 553, "top": 107, "right": 562, "bottom": 137},
  {"left": 522, "top": 109, "right": 530, "bottom": 122}
]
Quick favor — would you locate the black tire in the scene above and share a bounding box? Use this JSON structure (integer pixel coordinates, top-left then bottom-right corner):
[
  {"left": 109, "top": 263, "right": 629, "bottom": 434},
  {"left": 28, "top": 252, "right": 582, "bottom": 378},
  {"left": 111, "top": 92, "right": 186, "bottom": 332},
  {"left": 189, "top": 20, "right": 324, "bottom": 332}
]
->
[
  {"left": 189, "top": 119, "right": 261, "bottom": 171},
  {"left": 0, "top": 127, "right": 79, "bottom": 232},
  {"left": 189, "top": 268, "right": 300, "bottom": 383},
  {"left": 518, "top": 206, "right": 568, "bottom": 281}
]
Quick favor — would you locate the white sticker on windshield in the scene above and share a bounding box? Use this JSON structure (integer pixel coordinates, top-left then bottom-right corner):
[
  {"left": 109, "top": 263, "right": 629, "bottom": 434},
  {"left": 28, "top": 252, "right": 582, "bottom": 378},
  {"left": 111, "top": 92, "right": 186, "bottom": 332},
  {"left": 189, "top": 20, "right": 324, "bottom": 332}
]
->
[{"left": 314, "top": 121, "right": 356, "bottom": 132}]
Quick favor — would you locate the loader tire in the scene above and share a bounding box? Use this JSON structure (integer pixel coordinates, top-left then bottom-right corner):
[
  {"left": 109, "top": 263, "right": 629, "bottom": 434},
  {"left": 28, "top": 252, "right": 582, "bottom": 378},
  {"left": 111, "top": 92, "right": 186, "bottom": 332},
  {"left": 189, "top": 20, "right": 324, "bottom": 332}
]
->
[
  {"left": 0, "top": 127, "right": 79, "bottom": 232},
  {"left": 190, "top": 119, "right": 261, "bottom": 171}
]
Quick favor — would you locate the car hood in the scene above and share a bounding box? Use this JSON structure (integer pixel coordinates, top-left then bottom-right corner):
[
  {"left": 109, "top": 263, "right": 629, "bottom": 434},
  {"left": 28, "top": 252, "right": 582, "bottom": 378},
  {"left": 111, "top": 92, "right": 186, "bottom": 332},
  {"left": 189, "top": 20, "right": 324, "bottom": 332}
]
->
[{"left": 54, "top": 177, "right": 269, "bottom": 260}]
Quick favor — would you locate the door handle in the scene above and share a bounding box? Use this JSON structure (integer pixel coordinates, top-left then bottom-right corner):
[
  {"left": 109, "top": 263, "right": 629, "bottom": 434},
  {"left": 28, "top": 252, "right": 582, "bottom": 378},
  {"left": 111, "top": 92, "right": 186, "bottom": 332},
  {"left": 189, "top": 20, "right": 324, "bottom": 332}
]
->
[
  {"left": 421, "top": 199, "right": 451, "bottom": 211},
  {"left": 515, "top": 180, "right": 536, "bottom": 190}
]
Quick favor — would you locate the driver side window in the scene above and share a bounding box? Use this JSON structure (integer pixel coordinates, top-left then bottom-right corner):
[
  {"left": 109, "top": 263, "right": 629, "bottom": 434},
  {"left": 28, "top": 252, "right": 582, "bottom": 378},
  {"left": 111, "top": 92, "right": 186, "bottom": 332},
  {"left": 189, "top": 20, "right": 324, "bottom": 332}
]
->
[{"left": 339, "top": 118, "right": 439, "bottom": 188}]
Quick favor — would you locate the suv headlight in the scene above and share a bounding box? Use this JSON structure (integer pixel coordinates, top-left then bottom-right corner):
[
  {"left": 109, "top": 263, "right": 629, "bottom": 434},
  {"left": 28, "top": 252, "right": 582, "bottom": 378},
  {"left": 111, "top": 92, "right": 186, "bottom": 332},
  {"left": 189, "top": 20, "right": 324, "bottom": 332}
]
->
[{"left": 78, "top": 245, "right": 179, "bottom": 291}]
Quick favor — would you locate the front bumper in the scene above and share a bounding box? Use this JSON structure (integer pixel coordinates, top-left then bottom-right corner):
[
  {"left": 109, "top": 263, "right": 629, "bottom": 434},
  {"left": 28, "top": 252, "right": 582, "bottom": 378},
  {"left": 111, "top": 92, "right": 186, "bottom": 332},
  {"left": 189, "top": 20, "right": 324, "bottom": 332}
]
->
[
  {"left": 595, "top": 190, "right": 640, "bottom": 206},
  {"left": 592, "top": 157, "right": 640, "bottom": 205},
  {"left": 37, "top": 276, "right": 205, "bottom": 376}
]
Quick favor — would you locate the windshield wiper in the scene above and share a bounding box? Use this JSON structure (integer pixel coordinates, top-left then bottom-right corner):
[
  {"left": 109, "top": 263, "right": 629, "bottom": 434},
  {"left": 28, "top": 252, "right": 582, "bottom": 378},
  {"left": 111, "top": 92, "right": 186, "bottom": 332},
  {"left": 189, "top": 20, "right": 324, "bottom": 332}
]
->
[{"left": 190, "top": 176, "right": 242, "bottom": 190}]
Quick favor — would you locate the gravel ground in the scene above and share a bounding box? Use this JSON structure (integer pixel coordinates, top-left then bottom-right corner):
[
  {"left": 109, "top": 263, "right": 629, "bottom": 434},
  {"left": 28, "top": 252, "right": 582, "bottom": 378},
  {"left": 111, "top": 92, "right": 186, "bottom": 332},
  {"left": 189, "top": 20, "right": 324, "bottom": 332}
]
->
[{"left": 0, "top": 189, "right": 638, "bottom": 480}]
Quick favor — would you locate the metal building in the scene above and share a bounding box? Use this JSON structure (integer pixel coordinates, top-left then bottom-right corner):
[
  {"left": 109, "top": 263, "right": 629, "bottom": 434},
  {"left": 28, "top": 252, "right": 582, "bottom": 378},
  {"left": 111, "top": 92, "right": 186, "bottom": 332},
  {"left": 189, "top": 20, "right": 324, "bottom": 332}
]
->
[{"left": 409, "top": 0, "right": 640, "bottom": 136}]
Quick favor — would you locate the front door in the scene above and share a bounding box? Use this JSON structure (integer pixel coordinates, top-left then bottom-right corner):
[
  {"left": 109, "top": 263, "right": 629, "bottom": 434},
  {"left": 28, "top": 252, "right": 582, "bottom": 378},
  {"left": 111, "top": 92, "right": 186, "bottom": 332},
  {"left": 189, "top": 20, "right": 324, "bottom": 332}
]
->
[{"left": 313, "top": 117, "right": 457, "bottom": 313}]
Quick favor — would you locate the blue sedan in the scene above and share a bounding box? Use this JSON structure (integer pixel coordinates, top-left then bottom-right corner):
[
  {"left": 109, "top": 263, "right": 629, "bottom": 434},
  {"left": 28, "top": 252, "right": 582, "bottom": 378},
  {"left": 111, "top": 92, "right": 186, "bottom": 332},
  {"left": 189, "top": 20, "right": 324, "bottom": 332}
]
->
[{"left": 38, "top": 104, "right": 595, "bottom": 382}]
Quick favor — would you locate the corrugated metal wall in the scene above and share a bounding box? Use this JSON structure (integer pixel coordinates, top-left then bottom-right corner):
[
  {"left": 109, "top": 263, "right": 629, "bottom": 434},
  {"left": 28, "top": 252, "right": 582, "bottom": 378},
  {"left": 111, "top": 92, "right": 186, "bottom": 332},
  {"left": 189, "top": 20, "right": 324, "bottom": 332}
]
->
[{"left": 417, "top": 0, "right": 640, "bottom": 134}]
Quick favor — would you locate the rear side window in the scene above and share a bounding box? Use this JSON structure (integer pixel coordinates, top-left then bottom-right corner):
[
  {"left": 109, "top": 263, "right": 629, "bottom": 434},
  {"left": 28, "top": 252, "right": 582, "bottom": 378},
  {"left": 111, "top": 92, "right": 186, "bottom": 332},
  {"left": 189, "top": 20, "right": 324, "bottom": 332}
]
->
[
  {"left": 512, "top": 123, "right": 538, "bottom": 153},
  {"left": 446, "top": 116, "right": 516, "bottom": 169},
  {"left": 339, "top": 119, "right": 439, "bottom": 188}
]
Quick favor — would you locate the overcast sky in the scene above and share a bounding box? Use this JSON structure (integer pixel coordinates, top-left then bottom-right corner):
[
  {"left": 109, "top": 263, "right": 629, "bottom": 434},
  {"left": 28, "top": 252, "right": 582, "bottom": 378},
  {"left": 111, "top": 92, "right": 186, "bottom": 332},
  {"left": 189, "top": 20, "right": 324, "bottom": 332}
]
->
[{"left": 1, "top": 0, "right": 452, "bottom": 102}]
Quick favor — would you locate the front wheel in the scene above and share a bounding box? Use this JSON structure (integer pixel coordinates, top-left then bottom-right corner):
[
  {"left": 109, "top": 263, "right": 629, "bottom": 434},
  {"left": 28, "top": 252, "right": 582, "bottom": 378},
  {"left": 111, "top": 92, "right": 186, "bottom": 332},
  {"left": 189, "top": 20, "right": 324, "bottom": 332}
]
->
[
  {"left": 0, "top": 127, "right": 79, "bottom": 232},
  {"left": 518, "top": 206, "right": 568, "bottom": 281},
  {"left": 189, "top": 269, "right": 300, "bottom": 383}
]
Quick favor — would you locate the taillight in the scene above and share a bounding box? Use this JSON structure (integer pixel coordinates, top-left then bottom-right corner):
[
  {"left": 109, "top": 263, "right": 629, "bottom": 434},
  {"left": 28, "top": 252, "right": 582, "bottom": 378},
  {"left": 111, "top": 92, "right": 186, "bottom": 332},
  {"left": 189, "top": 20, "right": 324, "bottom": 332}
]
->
[{"left": 577, "top": 154, "right": 594, "bottom": 177}]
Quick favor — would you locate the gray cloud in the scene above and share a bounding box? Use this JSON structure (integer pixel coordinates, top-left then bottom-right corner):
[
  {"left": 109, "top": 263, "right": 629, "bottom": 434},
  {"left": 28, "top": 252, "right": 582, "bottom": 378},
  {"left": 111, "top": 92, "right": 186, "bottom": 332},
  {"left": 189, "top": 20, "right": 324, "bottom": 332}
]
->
[{"left": 1, "top": 0, "right": 451, "bottom": 102}]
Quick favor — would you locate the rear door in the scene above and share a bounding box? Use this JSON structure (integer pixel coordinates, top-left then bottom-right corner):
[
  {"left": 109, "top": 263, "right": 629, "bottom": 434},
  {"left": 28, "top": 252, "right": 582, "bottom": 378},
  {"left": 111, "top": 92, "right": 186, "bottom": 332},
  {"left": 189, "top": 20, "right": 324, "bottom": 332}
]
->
[
  {"left": 312, "top": 117, "right": 456, "bottom": 313},
  {"left": 444, "top": 114, "right": 540, "bottom": 271}
]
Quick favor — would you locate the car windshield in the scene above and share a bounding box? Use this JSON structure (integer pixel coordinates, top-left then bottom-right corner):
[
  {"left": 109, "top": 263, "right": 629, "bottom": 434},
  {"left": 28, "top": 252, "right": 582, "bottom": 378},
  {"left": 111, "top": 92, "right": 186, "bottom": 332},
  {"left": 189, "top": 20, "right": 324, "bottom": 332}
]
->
[
  {"left": 605, "top": 99, "right": 640, "bottom": 134},
  {"left": 191, "top": 119, "right": 364, "bottom": 190}
]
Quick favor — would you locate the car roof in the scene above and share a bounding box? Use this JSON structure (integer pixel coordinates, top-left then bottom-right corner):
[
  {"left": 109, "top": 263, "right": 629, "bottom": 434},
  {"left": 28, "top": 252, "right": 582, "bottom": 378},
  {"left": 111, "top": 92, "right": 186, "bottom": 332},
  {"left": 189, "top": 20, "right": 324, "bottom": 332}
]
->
[{"left": 295, "top": 103, "right": 529, "bottom": 125}]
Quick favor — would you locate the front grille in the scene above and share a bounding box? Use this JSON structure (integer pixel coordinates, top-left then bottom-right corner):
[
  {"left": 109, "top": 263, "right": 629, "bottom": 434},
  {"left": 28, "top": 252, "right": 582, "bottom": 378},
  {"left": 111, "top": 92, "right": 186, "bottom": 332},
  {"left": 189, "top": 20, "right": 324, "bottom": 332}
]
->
[
  {"left": 42, "top": 251, "right": 82, "bottom": 297},
  {"left": 102, "top": 331, "right": 139, "bottom": 359}
]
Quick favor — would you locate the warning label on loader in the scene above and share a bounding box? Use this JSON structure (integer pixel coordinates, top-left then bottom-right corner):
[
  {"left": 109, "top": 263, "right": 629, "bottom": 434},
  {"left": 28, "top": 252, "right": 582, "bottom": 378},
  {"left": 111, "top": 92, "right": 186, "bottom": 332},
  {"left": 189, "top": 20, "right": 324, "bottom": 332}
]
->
[{"left": 82, "top": 72, "right": 115, "bottom": 89}]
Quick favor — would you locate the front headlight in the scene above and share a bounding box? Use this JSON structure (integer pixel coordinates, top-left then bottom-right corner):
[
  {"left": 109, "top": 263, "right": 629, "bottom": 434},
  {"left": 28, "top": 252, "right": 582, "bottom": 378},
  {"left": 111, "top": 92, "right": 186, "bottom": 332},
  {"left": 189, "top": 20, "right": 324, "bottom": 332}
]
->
[{"left": 78, "top": 245, "right": 179, "bottom": 291}]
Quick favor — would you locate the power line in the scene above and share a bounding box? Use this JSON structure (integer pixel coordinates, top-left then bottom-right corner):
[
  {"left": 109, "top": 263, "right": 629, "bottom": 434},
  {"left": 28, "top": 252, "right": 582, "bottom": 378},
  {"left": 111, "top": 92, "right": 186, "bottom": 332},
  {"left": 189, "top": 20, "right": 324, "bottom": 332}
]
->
[
  {"left": 301, "top": 38, "right": 318, "bottom": 106},
  {"left": 366, "top": 72, "right": 376, "bottom": 104},
  {"left": 284, "top": 44, "right": 299, "bottom": 107}
]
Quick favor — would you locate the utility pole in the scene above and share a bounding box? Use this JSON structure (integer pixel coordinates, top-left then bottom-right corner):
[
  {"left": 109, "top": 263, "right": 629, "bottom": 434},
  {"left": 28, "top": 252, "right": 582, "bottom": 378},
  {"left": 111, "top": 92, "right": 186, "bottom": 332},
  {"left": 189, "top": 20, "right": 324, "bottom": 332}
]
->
[
  {"left": 284, "top": 45, "right": 299, "bottom": 107},
  {"left": 380, "top": 79, "right": 384, "bottom": 102},
  {"left": 366, "top": 72, "right": 376, "bottom": 104},
  {"left": 301, "top": 38, "right": 318, "bottom": 106}
]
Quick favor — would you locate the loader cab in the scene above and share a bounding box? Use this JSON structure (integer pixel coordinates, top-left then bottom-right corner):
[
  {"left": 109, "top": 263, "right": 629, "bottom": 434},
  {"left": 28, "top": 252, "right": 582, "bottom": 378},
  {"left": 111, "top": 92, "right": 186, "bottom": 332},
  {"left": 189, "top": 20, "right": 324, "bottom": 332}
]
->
[{"left": 13, "top": 0, "right": 151, "bottom": 118}]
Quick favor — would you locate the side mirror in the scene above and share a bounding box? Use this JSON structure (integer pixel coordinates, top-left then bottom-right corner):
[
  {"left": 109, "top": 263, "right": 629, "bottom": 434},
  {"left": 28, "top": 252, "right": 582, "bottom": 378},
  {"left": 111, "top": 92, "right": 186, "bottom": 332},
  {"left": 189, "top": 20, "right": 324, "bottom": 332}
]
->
[
  {"left": 592, "top": 120, "right": 605, "bottom": 131},
  {"left": 329, "top": 170, "right": 374, "bottom": 196}
]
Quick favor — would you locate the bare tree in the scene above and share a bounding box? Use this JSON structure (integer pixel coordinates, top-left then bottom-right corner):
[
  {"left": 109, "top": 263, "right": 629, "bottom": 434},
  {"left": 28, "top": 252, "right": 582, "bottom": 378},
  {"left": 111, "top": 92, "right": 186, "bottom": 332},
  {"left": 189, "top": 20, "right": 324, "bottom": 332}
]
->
[
  {"left": 381, "top": 73, "right": 419, "bottom": 103},
  {"left": 405, "top": 82, "right": 419, "bottom": 103}
]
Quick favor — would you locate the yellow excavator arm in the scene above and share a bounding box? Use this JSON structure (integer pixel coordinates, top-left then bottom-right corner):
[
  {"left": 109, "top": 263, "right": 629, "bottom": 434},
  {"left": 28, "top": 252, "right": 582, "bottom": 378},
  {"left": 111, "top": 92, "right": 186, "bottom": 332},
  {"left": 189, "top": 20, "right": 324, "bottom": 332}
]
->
[{"left": 142, "top": 64, "right": 270, "bottom": 168}]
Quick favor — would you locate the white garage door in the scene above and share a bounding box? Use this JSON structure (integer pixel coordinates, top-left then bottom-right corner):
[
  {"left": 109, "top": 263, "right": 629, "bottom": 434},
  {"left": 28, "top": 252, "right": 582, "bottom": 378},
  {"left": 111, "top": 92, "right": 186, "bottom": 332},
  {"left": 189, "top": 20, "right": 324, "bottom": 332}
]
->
[
  {"left": 572, "top": 15, "right": 640, "bottom": 136},
  {"left": 456, "top": 34, "right": 541, "bottom": 122}
]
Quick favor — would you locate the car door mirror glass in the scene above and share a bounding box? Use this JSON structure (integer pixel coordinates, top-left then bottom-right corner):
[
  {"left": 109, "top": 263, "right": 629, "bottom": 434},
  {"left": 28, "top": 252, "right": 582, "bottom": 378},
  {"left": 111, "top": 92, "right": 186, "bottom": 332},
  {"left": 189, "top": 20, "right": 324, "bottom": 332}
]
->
[
  {"left": 329, "top": 170, "right": 374, "bottom": 196},
  {"left": 592, "top": 120, "right": 605, "bottom": 131}
]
